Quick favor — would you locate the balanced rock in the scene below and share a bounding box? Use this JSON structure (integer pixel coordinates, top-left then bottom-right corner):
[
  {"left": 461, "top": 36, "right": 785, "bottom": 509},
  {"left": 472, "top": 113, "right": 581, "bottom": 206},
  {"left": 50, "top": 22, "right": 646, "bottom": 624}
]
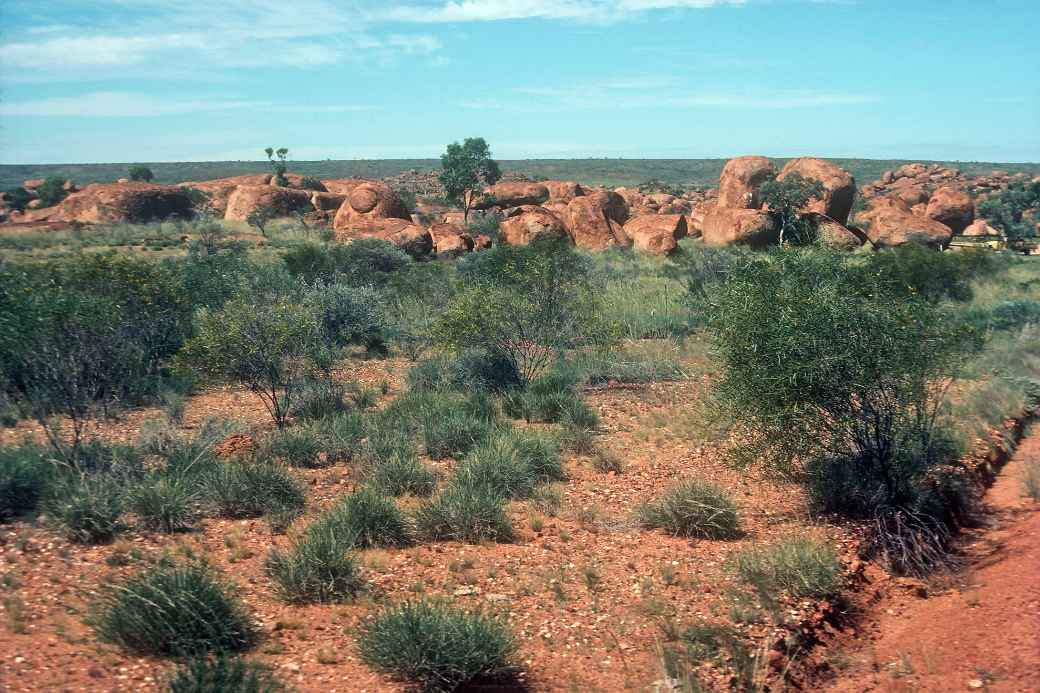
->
[
  {"left": 777, "top": 158, "right": 856, "bottom": 225},
  {"left": 429, "top": 223, "right": 474, "bottom": 258},
  {"left": 718, "top": 156, "right": 775, "bottom": 209},
  {"left": 622, "top": 214, "right": 688, "bottom": 255},
  {"left": 499, "top": 205, "right": 569, "bottom": 246}
]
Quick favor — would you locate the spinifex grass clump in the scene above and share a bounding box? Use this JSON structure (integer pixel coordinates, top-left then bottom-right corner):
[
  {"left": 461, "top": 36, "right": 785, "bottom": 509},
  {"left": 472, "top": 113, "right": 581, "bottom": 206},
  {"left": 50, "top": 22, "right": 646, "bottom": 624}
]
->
[
  {"left": 359, "top": 600, "right": 518, "bottom": 692},
  {"left": 637, "top": 480, "right": 741, "bottom": 539},
  {"left": 0, "top": 443, "right": 54, "bottom": 522},
  {"left": 728, "top": 536, "right": 842, "bottom": 609},
  {"left": 414, "top": 482, "right": 514, "bottom": 544},
  {"left": 45, "top": 476, "right": 126, "bottom": 543},
  {"left": 167, "top": 654, "right": 286, "bottom": 693},
  {"left": 317, "top": 487, "right": 412, "bottom": 549},
  {"left": 204, "top": 461, "right": 305, "bottom": 520},
  {"left": 92, "top": 560, "right": 257, "bottom": 656},
  {"left": 265, "top": 527, "right": 364, "bottom": 604},
  {"left": 130, "top": 474, "right": 196, "bottom": 533}
]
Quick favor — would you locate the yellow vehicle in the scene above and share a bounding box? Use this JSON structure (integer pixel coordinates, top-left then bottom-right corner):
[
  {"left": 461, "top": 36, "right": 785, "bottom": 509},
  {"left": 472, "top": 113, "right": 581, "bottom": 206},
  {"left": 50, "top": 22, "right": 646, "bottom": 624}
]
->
[{"left": 948, "top": 234, "right": 1007, "bottom": 251}]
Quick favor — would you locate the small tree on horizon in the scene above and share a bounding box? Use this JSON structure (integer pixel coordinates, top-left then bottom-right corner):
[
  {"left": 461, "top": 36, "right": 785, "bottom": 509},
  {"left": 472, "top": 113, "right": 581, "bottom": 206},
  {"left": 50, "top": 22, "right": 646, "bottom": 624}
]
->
[
  {"left": 439, "top": 138, "right": 501, "bottom": 222},
  {"left": 128, "top": 165, "right": 154, "bottom": 182},
  {"left": 265, "top": 147, "right": 289, "bottom": 186}
]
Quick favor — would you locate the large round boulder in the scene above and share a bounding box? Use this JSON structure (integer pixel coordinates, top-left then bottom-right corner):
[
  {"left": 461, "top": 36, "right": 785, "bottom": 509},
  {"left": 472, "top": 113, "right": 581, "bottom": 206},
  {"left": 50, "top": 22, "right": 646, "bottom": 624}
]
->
[
  {"left": 499, "top": 205, "right": 569, "bottom": 246},
  {"left": 701, "top": 205, "right": 779, "bottom": 248},
  {"left": 224, "top": 185, "right": 313, "bottom": 222},
  {"left": 429, "top": 222, "right": 474, "bottom": 258},
  {"left": 544, "top": 181, "right": 585, "bottom": 203},
  {"left": 333, "top": 181, "right": 411, "bottom": 231},
  {"left": 622, "top": 214, "right": 688, "bottom": 256},
  {"left": 336, "top": 218, "right": 433, "bottom": 258},
  {"left": 777, "top": 158, "right": 856, "bottom": 225},
  {"left": 801, "top": 212, "right": 867, "bottom": 250},
  {"left": 183, "top": 174, "right": 272, "bottom": 214},
  {"left": 865, "top": 208, "right": 954, "bottom": 249},
  {"left": 717, "top": 156, "right": 776, "bottom": 209},
  {"left": 561, "top": 191, "right": 630, "bottom": 250},
  {"left": 925, "top": 186, "right": 974, "bottom": 234},
  {"left": 473, "top": 182, "right": 550, "bottom": 210}
]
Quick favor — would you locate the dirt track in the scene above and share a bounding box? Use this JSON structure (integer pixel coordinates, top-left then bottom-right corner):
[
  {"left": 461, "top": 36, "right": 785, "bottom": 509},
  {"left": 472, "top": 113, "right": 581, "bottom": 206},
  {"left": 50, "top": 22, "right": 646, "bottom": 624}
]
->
[{"left": 825, "top": 431, "right": 1040, "bottom": 693}]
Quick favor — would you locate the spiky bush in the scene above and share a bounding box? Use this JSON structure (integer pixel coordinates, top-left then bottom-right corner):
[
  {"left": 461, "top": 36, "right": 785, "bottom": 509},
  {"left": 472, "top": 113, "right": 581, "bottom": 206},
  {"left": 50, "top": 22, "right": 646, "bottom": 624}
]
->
[
  {"left": 45, "top": 476, "right": 126, "bottom": 543},
  {"left": 367, "top": 451, "right": 437, "bottom": 498},
  {"left": 414, "top": 483, "right": 513, "bottom": 544},
  {"left": 0, "top": 443, "right": 54, "bottom": 522},
  {"left": 167, "top": 654, "right": 285, "bottom": 693},
  {"left": 92, "top": 560, "right": 257, "bottom": 656},
  {"left": 317, "top": 488, "right": 412, "bottom": 549},
  {"left": 261, "top": 426, "right": 325, "bottom": 468},
  {"left": 729, "top": 537, "right": 842, "bottom": 605},
  {"left": 265, "top": 528, "right": 364, "bottom": 604},
  {"left": 315, "top": 411, "right": 367, "bottom": 463},
  {"left": 358, "top": 600, "right": 517, "bottom": 692},
  {"left": 130, "top": 475, "right": 196, "bottom": 533},
  {"left": 637, "top": 480, "right": 741, "bottom": 539},
  {"left": 204, "top": 461, "right": 305, "bottom": 519}
]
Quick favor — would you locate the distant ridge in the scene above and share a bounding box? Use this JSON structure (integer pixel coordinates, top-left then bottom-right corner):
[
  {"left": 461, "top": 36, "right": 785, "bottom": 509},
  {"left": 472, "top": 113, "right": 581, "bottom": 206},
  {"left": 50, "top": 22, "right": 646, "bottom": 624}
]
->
[{"left": 2, "top": 158, "right": 1039, "bottom": 192}]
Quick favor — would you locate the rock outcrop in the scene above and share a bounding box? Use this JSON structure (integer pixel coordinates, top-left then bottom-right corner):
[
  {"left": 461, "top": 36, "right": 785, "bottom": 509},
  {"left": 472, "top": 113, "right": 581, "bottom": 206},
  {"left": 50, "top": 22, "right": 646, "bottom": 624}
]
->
[
  {"left": 544, "top": 181, "right": 585, "bottom": 203},
  {"left": 429, "top": 222, "right": 474, "bottom": 258},
  {"left": 717, "top": 156, "right": 775, "bottom": 209},
  {"left": 473, "top": 182, "right": 550, "bottom": 210},
  {"left": 561, "top": 191, "right": 630, "bottom": 250},
  {"left": 333, "top": 181, "right": 411, "bottom": 231},
  {"left": 622, "top": 214, "right": 688, "bottom": 255},
  {"left": 861, "top": 199, "right": 954, "bottom": 249},
  {"left": 777, "top": 158, "right": 856, "bottom": 225},
  {"left": 337, "top": 218, "right": 433, "bottom": 257},
  {"left": 962, "top": 219, "right": 1000, "bottom": 237},
  {"left": 925, "top": 186, "right": 974, "bottom": 234},
  {"left": 185, "top": 174, "right": 272, "bottom": 214},
  {"left": 499, "top": 205, "right": 569, "bottom": 246},
  {"left": 224, "top": 185, "right": 313, "bottom": 222},
  {"left": 321, "top": 178, "right": 368, "bottom": 195},
  {"left": 32, "top": 183, "right": 194, "bottom": 224},
  {"left": 701, "top": 206, "right": 778, "bottom": 248}
]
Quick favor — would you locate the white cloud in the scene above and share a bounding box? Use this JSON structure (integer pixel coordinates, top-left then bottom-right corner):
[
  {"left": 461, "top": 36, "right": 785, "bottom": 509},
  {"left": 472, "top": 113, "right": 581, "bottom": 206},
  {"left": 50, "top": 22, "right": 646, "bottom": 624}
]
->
[
  {"left": 381, "top": 0, "right": 744, "bottom": 22},
  {"left": 0, "top": 91, "right": 268, "bottom": 117}
]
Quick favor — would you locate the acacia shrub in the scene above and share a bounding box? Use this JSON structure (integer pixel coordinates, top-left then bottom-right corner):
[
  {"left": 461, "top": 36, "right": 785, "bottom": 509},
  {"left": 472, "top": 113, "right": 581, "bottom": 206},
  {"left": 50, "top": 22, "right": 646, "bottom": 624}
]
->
[{"left": 702, "top": 249, "right": 982, "bottom": 573}]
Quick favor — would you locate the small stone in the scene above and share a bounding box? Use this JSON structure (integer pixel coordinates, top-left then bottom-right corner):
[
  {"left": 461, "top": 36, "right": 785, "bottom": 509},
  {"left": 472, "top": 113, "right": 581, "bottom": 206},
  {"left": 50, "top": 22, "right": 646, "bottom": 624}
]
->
[
  {"left": 967, "top": 680, "right": 984, "bottom": 689},
  {"left": 284, "top": 663, "right": 301, "bottom": 673}
]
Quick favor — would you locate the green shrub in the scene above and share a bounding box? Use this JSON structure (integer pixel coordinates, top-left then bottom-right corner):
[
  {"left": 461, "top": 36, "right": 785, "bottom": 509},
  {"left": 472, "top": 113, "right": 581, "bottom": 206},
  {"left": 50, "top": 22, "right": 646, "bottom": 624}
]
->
[
  {"left": 283, "top": 239, "right": 411, "bottom": 286},
  {"left": 987, "top": 299, "right": 1040, "bottom": 332},
  {"left": 504, "top": 429, "right": 564, "bottom": 483},
  {"left": 205, "top": 462, "right": 306, "bottom": 519},
  {"left": 407, "top": 350, "right": 522, "bottom": 394},
  {"left": 304, "top": 282, "right": 387, "bottom": 353},
  {"left": 35, "top": 176, "right": 69, "bottom": 207},
  {"left": 315, "top": 412, "right": 367, "bottom": 462},
  {"left": 701, "top": 249, "right": 981, "bottom": 569},
  {"left": 385, "top": 392, "right": 499, "bottom": 460},
  {"left": 265, "top": 528, "right": 363, "bottom": 604},
  {"left": 131, "top": 475, "right": 196, "bottom": 533},
  {"left": 437, "top": 239, "right": 615, "bottom": 386},
  {"left": 637, "top": 480, "right": 741, "bottom": 539},
  {"left": 454, "top": 439, "right": 538, "bottom": 501},
  {"left": 45, "top": 476, "right": 126, "bottom": 543},
  {"left": 358, "top": 600, "right": 517, "bottom": 692},
  {"left": 0, "top": 444, "right": 54, "bottom": 521},
  {"left": 367, "top": 451, "right": 437, "bottom": 497},
  {"left": 290, "top": 378, "right": 353, "bottom": 421},
  {"left": 316, "top": 488, "right": 412, "bottom": 549},
  {"left": 415, "top": 483, "right": 514, "bottom": 544},
  {"left": 92, "top": 560, "right": 256, "bottom": 656},
  {"left": 729, "top": 537, "right": 842, "bottom": 605},
  {"left": 128, "top": 165, "right": 154, "bottom": 182},
  {"left": 167, "top": 654, "right": 285, "bottom": 693},
  {"left": 261, "top": 427, "right": 325, "bottom": 468}
]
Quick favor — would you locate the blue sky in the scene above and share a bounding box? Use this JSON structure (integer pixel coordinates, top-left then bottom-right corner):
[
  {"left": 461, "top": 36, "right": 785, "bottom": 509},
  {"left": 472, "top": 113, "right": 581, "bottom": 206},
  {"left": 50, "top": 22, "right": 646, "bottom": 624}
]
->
[{"left": 0, "top": 0, "right": 1037, "bottom": 164}]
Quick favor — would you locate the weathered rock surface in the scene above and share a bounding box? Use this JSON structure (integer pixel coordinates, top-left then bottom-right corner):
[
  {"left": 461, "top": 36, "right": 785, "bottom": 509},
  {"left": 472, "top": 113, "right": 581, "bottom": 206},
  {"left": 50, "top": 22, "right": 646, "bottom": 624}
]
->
[
  {"left": 185, "top": 174, "right": 272, "bottom": 213},
  {"left": 321, "top": 178, "right": 368, "bottom": 195},
  {"left": 33, "top": 183, "right": 195, "bottom": 224},
  {"left": 701, "top": 205, "right": 779, "bottom": 248},
  {"left": 224, "top": 185, "right": 313, "bottom": 222},
  {"left": 962, "top": 219, "right": 1000, "bottom": 236},
  {"left": 778, "top": 158, "right": 856, "bottom": 225},
  {"left": 310, "top": 192, "right": 348, "bottom": 211},
  {"left": 499, "top": 205, "right": 569, "bottom": 246},
  {"left": 562, "top": 191, "right": 630, "bottom": 250},
  {"left": 864, "top": 204, "right": 954, "bottom": 249},
  {"left": 925, "top": 186, "right": 975, "bottom": 234},
  {"left": 717, "top": 156, "right": 775, "bottom": 209},
  {"left": 333, "top": 181, "right": 411, "bottom": 230},
  {"left": 336, "top": 218, "right": 433, "bottom": 257},
  {"left": 473, "top": 182, "right": 550, "bottom": 210},
  {"left": 802, "top": 212, "right": 867, "bottom": 250},
  {"left": 623, "top": 214, "right": 688, "bottom": 255},
  {"left": 544, "top": 181, "right": 585, "bottom": 203},
  {"left": 429, "top": 222, "right": 474, "bottom": 258}
]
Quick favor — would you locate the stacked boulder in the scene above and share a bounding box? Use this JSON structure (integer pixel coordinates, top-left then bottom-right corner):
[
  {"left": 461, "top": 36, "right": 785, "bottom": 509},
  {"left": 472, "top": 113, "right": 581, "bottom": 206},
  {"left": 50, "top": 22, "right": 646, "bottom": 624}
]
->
[
  {"left": 701, "top": 156, "right": 779, "bottom": 248},
  {"left": 331, "top": 181, "right": 432, "bottom": 257}
]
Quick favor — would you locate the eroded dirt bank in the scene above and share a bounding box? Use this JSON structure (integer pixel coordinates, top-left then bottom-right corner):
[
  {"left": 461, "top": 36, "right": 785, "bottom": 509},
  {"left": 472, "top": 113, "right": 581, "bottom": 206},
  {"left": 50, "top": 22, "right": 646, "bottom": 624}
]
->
[{"left": 822, "top": 431, "right": 1040, "bottom": 693}]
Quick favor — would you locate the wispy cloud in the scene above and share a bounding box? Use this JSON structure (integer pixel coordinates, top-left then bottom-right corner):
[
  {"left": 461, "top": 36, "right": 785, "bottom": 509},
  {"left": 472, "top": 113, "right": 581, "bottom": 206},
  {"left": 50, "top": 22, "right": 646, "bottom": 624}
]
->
[
  {"left": 380, "top": 0, "right": 745, "bottom": 23},
  {"left": 462, "top": 79, "right": 876, "bottom": 110},
  {"left": 1, "top": 91, "right": 266, "bottom": 117}
]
